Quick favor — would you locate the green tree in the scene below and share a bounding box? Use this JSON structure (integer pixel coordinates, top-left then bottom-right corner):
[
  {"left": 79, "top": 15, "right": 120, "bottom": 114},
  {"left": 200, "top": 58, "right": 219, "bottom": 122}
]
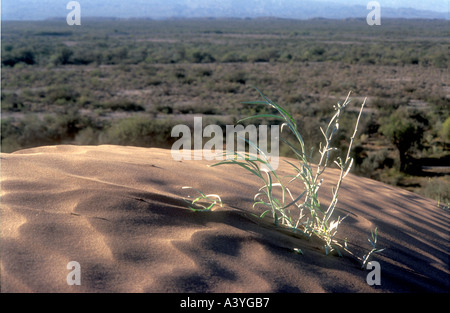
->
[{"left": 379, "top": 108, "right": 424, "bottom": 172}]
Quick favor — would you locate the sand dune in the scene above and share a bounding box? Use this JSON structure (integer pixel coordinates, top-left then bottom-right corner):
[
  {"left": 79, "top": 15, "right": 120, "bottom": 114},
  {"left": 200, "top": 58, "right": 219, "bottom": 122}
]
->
[{"left": 1, "top": 145, "right": 449, "bottom": 293}]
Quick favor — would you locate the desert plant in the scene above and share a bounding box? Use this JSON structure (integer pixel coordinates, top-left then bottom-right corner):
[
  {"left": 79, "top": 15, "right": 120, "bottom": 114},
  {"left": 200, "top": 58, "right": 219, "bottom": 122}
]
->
[
  {"left": 360, "top": 227, "right": 385, "bottom": 269},
  {"left": 212, "top": 89, "right": 366, "bottom": 256},
  {"left": 182, "top": 187, "right": 223, "bottom": 212}
]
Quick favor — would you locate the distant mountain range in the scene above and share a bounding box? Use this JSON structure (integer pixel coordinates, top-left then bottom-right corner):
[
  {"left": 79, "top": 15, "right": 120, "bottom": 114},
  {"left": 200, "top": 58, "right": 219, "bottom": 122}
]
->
[{"left": 2, "top": 0, "right": 448, "bottom": 20}]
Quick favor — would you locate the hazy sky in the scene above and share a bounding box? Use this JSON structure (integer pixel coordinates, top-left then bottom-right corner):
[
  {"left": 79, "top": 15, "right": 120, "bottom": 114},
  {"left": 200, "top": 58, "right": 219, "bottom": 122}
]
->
[
  {"left": 2, "top": 0, "right": 448, "bottom": 12},
  {"left": 318, "top": 0, "right": 447, "bottom": 12},
  {"left": 1, "top": 0, "right": 448, "bottom": 21}
]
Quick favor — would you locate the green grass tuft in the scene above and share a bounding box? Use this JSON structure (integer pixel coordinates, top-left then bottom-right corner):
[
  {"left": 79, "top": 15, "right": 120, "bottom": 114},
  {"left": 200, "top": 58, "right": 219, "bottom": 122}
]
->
[
  {"left": 182, "top": 186, "right": 223, "bottom": 212},
  {"left": 212, "top": 88, "right": 384, "bottom": 264}
]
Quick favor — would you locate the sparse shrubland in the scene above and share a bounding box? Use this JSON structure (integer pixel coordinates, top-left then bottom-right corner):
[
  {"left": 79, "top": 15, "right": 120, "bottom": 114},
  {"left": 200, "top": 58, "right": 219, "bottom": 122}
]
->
[{"left": 1, "top": 18, "right": 449, "bottom": 204}]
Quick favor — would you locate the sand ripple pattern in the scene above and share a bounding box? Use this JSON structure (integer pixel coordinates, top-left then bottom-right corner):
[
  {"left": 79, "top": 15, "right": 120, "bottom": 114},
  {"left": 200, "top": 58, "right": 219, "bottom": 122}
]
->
[{"left": 1, "top": 145, "right": 449, "bottom": 292}]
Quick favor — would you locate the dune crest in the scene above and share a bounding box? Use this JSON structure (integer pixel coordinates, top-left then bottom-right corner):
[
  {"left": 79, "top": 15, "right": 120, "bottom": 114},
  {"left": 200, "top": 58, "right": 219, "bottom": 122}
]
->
[{"left": 1, "top": 145, "right": 449, "bottom": 292}]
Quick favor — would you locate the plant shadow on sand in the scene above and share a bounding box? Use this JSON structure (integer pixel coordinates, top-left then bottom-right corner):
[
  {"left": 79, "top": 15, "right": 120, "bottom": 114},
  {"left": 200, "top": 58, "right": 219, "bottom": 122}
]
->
[{"left": 1, "top": 146, "right": 449, "bottom": 293}]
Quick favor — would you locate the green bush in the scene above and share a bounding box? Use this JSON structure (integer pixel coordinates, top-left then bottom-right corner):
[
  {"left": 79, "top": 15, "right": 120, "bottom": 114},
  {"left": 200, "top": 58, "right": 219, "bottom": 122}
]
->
[
  {"left": 75, "top": 127, "right": 100, "bottom": 145},
  {"left": 420, "top": 178, "right": 450, "bottom": 206},
  {"left": 225, "top": 70, "right": 247, "bottom": 85},
  {"left": 46, "top": 85, "right": 79, "bottom": 104},
  {"left": 2, "top": 48, "right": 36, "bottom": 66},
  {"left": 360, "top": 149, "right": 393, "bottom": 174},
  {"left": 221, "top": 51, "right": 246, "bottom": 63},
  {"left": 1, "top": 112, "right": 93, "bottom": 152},
  {"left": 190, "top": 50, "right": 216, "bottom": 63},
  {"left": 50, "top": 47, "right": 74, "bottom": 65},
  {"left": 249, "top": 48, "right": 280, "bottom": 62},
  {"left": 101, "top": 116, "right": 178, "bottom": 148},
  {"left": 95, "top": 100, "right": 145, "bottom": 112},
  {"left": 441, "top": 116, "right": 450, "bottom": 143},
  {"left": 1, "top": 92, "right": 24, "bottom": 111}
]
